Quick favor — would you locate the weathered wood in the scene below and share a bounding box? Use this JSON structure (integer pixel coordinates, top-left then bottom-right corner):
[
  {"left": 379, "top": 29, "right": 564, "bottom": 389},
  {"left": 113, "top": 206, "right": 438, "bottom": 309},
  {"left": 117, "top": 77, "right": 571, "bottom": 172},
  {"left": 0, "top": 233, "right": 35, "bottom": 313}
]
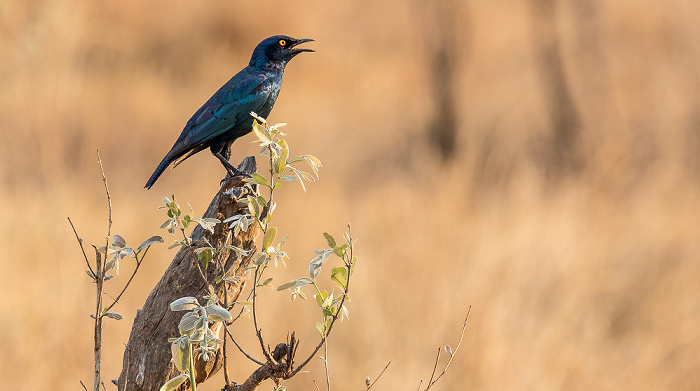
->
[{"left": 117, "top": 157, "right": 260, "bottom": 391}]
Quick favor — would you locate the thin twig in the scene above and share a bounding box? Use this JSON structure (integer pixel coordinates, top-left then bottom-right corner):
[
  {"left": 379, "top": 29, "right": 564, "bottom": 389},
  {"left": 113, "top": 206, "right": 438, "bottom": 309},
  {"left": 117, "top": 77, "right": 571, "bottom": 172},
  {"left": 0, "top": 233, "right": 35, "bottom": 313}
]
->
[
  {"left": 97, "top": 149, "right": 112, "bottom": 254},
  {"left": 102, "top": 246, "right": 150, "bottom": 314},
  {"left": 80, "top": 380, "right": 88, "bottom": 391},
  {"left": 423, "top": 307, "right": 471, "bottom": 390},
  {"left": 312, "top": 379, "right": 321, "bottom": 391},
  {"left": 68, "top": 217, "right": 95, "bottom": 276},
  {"left": 426, "top": 348, "right": 441, "bottom": 387},
  {"left": 222, "top": 278, "right": 231, "bottom": 386},
  {"left": 181, "top": 228, "right": 209, "bottom": 285},
  {"left": 252, "top": 267, "right": 275, "bottom": 364},
  {"left": 224, "top": 322, "right": 264, "bottom": 365},
  {"left": 366, "top": 362, "right": 391, "bottom": 391},
  {"left": 93, "top": 150, "right": 111, "bottom": 391},
  {"left": 323, "top": 340, "right": 330, "bottom": 391},
  {"left": 289, "top": 227, "right": 355, "bottom": 378},
  {"left": 223, "top": 325, "right": 230, "bottom": 386}
]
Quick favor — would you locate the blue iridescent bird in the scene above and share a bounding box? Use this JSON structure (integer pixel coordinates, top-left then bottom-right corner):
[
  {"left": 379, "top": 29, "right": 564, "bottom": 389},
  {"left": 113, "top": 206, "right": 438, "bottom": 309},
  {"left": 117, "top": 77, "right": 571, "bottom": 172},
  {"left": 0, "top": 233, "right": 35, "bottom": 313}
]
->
[{"left": 145, "top": 35, "right": 314, "bottom": 189}]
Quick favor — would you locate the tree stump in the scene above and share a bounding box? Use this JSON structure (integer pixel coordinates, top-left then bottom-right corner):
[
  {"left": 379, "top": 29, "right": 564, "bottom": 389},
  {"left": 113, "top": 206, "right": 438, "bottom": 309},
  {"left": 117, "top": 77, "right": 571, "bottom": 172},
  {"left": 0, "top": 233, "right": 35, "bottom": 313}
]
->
[{"left": 117, "top": 157, "right": 260, "bottom": 391}]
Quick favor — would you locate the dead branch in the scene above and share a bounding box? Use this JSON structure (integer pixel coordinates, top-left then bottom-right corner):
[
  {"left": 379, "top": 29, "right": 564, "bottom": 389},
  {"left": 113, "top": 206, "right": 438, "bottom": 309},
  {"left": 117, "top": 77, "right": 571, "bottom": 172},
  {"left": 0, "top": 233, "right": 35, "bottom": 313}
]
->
[{"left": 117, "top": 157, "right": 260, "bottom": 391}]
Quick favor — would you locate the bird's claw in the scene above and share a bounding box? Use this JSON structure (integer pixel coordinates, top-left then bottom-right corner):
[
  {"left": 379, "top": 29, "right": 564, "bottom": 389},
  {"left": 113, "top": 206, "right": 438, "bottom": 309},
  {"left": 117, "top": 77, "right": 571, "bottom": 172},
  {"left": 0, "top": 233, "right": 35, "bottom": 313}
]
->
[{"left": 223, "top": 167, "right": 252, "bottom": 180}]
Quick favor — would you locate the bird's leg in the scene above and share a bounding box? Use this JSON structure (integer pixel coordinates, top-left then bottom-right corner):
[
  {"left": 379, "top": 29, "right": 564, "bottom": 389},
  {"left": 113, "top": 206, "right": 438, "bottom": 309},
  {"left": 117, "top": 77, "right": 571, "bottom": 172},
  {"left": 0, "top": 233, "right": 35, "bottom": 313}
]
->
[
  {"left": 215, "top": 152, "right": 250, "bottom": 178},
  {"left": 212, "top": 143, "right": 251, "bottom": 179}
]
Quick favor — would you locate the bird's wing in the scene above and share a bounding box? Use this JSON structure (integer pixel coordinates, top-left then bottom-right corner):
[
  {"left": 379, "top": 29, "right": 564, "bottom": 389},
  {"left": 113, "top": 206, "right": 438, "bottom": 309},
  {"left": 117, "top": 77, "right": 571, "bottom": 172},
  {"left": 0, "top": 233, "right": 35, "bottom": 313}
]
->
[{"left": 165, "top": 71, "right": 272, "bottom": 160}]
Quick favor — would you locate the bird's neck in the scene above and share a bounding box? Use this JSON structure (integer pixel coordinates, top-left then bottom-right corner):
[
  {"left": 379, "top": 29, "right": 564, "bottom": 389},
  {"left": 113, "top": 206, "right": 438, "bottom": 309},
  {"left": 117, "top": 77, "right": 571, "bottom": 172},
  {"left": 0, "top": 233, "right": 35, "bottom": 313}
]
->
[{"left": 259, "top": 60, "right": 286, "bottom": 75}]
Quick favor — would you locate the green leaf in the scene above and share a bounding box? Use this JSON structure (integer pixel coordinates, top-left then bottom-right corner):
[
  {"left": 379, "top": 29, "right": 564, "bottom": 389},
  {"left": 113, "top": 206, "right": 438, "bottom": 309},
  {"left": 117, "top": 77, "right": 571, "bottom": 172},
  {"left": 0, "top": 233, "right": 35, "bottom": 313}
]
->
[
  {"left": 258, "top": 277, "right": 273, "bottom": 287},
  {"left": 252, "top": 252, "right": 268, "bottom": 266},
  {"left": 170, "top": 340, "right": 188, "bottom": 371},
  {"left": 322, "top": 291, "right": 334, "bottom": 308},
  {"left": 277, "top": 279, "right": 298, "bottom": 291},
  {"left": 276, "top": 146, "right": 289, "bottom": 174},
  {"left": 331, "top": 267, "right": 348, "bottom": 290},
  {"left": 137, "top": 235, "right": 164, "bottom": 253},
  {"left": 292, "top": 169, "right": 307, "bottom": 192},
  {"left": 262, "top": 227, "right": 277, "bottom": 250},
  {"left": 197, "top": 249, "right": 213, "bottom": 269},
  {"left": 252, "top": 120, "right": 271, "bottom": 143},
  {"left": 160, "top": 373, "right": 189, "bottom": 391},
  {"left": 304, "top": 154, "right": 323, "bottom": 167},
  {"left": 315, "top": 290, "right": 327, "bottom": 307},
  {"left": 315, "top": 321, "right": 326, "bottom": 337},
  {"left": 333, "top": 243, "right": 348, "bottom": 258},
  {"left": 247, "top": 195, "right": 260, "bottom": 218},
  {"left": 252, "top": 173, "right": 271, "bottom": 188},
  {"left": 323, "top": 232, "right": 336, "bottom": 248}
]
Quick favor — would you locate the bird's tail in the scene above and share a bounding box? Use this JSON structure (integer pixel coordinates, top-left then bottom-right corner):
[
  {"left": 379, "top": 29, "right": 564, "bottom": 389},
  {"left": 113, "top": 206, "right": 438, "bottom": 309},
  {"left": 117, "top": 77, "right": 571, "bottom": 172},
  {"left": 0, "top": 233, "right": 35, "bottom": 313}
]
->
[{"left": 145, "top": 157, "right": 171, "bottom": 189}]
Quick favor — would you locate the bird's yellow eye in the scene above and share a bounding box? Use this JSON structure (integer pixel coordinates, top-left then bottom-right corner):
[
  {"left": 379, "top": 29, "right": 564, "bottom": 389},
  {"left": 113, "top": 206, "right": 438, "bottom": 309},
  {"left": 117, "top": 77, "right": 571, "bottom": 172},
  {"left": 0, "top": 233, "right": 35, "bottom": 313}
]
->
[{"left": 279, "top": 39, "right": 287, "bottom": 47}]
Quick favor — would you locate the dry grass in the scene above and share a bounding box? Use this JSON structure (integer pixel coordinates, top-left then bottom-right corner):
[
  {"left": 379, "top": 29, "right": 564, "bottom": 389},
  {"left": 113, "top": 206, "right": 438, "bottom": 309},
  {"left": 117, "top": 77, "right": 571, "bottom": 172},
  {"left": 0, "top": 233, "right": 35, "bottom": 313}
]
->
[{"left": 1, "top": 1, "right": 699, "bottom": 390}]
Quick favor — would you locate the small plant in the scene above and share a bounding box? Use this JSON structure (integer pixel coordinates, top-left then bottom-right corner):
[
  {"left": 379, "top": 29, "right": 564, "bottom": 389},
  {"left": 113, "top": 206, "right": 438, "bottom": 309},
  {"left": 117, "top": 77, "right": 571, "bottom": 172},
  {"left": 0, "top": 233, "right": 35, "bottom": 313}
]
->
[
  {"left": 155, "top": 114, "right": 361, "bottom": 391},
  {"left": 70, "top": 151, "right": 163, "bottom": 391},
  {"left": 160, "top": 290, "right": 232, "bottom": 391}
]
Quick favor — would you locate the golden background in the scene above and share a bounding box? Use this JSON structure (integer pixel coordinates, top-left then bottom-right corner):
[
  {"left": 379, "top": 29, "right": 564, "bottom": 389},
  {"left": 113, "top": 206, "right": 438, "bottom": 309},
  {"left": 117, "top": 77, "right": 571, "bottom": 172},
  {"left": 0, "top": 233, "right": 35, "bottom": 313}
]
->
[{"left": 1, "top": 1, "right": 699, "bottom": 390}]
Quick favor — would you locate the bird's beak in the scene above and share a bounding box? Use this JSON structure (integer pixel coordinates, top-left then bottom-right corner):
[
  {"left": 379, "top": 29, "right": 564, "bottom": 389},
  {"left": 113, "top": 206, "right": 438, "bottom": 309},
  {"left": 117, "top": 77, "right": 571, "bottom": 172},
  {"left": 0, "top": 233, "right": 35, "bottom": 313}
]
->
[{"left": 290, "top": 38, "right": 315, "bottom": 54}]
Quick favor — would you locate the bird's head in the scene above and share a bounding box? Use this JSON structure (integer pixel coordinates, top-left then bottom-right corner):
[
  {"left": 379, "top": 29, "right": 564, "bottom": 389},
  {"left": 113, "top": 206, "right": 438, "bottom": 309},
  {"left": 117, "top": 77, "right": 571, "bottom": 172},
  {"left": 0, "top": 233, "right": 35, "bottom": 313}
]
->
[{"left": 249, "top": 35, "right": 314, "bottom": 68}]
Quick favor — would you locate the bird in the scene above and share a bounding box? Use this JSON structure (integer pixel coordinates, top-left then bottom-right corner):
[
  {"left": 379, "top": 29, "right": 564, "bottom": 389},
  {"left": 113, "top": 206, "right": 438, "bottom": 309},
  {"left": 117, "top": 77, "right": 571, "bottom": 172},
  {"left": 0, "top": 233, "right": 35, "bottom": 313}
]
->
[{"left": 145, "top": 35, "right": 314, "bottom": 189}]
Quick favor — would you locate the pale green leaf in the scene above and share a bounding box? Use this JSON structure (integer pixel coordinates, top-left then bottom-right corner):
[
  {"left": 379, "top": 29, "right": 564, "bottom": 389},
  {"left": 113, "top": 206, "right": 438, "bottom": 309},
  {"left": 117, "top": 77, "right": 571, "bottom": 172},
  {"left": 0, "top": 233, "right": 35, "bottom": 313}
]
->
[
  {"left": 138, "top": 235, "right": 164, "bottom": 252},
  {"left": 262, "top": 227, "right": 277, "bottom": 250},
  {"left": 277, "top": 279, "right": 298, "bottom": 291},
  {"left": 160, "top": 373, "right": 189, "bottom": 391},
  {"left": 323, "top": 232, "right": 336, "bottom": 248},
  {"left": 276, "top": 147, "right": 288, "bottom": 174},
  {"left": 205, "top": 304, "right": 232, "bottom": 322},
  {"left": 178, "top": 312, "right": 199, "bottom": 335},
  {"left": 170, "top": 297, "right": 199, "bottom": 311}
]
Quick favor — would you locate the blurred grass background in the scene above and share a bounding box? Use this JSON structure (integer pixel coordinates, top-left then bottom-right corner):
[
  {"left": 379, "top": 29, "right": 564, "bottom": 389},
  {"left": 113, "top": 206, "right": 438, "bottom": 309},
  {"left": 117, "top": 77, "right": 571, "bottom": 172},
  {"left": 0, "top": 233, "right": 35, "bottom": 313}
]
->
[{"left": 2, "top": 0, "right": 700, "bottom": 390}]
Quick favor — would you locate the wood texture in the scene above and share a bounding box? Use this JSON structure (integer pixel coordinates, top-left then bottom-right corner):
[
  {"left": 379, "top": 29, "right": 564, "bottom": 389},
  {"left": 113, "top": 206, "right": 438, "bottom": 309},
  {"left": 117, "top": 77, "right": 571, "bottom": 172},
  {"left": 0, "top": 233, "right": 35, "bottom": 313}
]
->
[{"left": 117, "top": 157, "right": 260, "bottom": 391}]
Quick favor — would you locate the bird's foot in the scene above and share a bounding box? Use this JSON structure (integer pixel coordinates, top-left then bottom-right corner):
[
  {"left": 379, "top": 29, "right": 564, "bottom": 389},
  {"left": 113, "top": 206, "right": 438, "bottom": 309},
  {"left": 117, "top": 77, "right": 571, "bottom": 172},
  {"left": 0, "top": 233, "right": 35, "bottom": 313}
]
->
[{"left": 222, "top": 167, "right": 252, "bottom": 183}]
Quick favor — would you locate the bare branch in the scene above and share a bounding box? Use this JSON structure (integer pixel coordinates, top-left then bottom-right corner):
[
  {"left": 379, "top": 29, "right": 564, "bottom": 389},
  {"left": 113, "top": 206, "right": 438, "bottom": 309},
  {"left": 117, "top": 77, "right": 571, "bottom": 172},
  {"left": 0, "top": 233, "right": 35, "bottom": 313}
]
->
[
  {"left": 224, "top": 324, "right": 264, "bottom": 365},
  {"left": 289, "top": 229, "right": 355, "bottom": 378},
  {"left": 68, "top": 217, "right": 94, "bottom": 276},
  {"left": 180, "top": 227, "right": 209, "bottom": 285},
  {"left": 366, "top": 362, "right": 391, "bottom": 391},
  {"left": 323, "top": 340, "right": 330, "bottom": 391},
  {"left": 426, "top": 348, "right": 441, "bottom": 387},
  {"left": 422, "top": 307, "right": 471, "bottom": 390},
  {"left": 97, "top": 149, "right": 112, "bottom": 257},
  {"left": 252, "top": 267, "right": 276, "bottom": 365},
  {"left": 92, "top": 150, "right": 112, "bottom": 391},
  {"left": 102, "top": 246, "right": 151, "bottom": 314}
]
